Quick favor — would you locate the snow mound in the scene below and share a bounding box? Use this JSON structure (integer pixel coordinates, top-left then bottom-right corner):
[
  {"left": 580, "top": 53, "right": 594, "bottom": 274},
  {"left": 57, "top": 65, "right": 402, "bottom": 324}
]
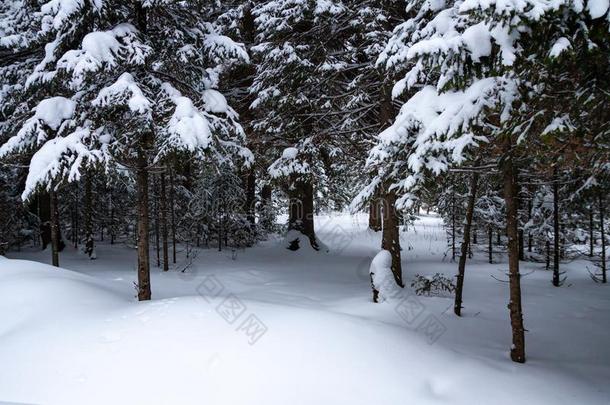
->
[{"left": 369, "top": 250, "right": 402, "bottom": 302}]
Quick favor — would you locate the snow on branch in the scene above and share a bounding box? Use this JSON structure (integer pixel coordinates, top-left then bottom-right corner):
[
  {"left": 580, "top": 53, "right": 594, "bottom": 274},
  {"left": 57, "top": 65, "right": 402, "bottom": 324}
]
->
[
  {"left": 92, "top": 72, "right": 151, "bottom": 114},
  {"left": 0, "top": 96, "right": 76, "bottom": 158}
]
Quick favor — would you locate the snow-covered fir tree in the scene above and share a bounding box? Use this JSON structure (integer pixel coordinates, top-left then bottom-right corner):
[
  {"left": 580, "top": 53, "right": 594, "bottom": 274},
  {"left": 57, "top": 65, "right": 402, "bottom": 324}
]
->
[{"left": 0, "top": 0, "right": 251, "bottom": 300}]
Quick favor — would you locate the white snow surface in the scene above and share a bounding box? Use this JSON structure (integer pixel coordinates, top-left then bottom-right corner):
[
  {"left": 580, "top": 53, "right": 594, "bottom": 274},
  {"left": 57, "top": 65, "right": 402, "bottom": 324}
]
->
[
  {"left": 1, "top": 214, "right": 609, "bottom": 405},
  {"left": 369, "top": 250, "right": 402, "bottom": 302}
]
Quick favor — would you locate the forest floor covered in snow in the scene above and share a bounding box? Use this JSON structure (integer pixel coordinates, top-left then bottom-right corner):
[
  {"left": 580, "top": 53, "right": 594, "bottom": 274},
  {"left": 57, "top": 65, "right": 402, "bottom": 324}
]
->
[{"left": 1, "top": 214, "right": 609, "bottom": 405}]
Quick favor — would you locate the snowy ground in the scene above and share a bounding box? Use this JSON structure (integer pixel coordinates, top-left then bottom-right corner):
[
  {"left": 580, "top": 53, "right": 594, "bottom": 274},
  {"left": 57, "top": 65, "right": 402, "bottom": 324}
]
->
[{"left": 1, "top": 214, "right": 609, "bottom": 405}]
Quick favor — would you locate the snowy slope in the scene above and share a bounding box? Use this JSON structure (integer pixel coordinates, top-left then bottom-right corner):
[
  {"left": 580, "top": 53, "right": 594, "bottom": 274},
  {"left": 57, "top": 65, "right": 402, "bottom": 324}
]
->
[{"left": 1, "top": 214, "right": 609, "bottom": 405}]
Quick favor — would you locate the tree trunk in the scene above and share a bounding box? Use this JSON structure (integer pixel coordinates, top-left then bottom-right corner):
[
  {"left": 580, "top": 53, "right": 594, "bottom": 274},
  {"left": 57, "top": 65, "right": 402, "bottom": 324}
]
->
[
  {"left": 368, "top": 194, "right": 382, "bottom": 232},
  {"left": 502, "top": 141, "right": 526, "bottom": 363},
  {"left": 83, "top": 173, "right": 95, "bottom": 259},
  {"left": 518, "top": 229, "right": 524, "bottom": 261},
  {"left": 160, "top": 172, "right": 169, "bottom": 272},
  {"left": 73, "top": 186, "right": 79, "bottom": 248},
  {"left": 287, "top": 178, "right": 317, "bottom": 250},
  {"left": 381, "top": 188, "right": 403, "bottom": 287},
  {"left": 170, "top": 169, "right": 177, "bottom": 264},
  {"left": 244, "top": 168, "right": 256, "bottom": 226},
  {"left": 589, "top": 206, "right": 595, "bottom": 257},
  {"left": 451, "top": 192, "right": 456, "bottom": 261},
  {"left": 454, "top": 172, "right": 479, "bottom": 316},
  {"left": 488, "top": 225, "right": 493, "bottom": 264},
  {"left": 50, "top": 190, "right": 60, "bottom": 267},
  {"left": 154, "top": 181, "right": 160, "bottom": 267},
  {"left": 545, "top": 240, "right": 550, "bottom": 270},
  {"left": 552, "top": 169, "right": 560, "bottom": 287},
  {"left": 599, "top": 192, "right": 607, "bottom": 283},
  {"left": 136, "top": 152, "right": 151, "bottom": 301}
]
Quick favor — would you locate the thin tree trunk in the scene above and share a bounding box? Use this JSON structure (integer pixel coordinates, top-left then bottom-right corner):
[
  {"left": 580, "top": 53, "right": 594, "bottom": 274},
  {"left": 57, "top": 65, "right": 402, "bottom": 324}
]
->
[
  {"left": 244, "top": 168, "right": 256, "bottom": 226},
  {"left": 84, "top": 173, "right": 95, "bottom": 258},
  {"left": 451, "top": 192, "right": 456, "bottom": 261},
  {"left": 454, "top": 171, "right": 479, "bottom": 316},
  {"left": 381, "top": 188, "right": 403, "bottom": 287},
  {"left": 545, "top": 240, "right": 550, "bottom": 270},
  {"left": 73, "top": 186, "right": 79, "bottom": 248},
  {"left": 160, "top": 172, "right": 169, "bottom": 272},
  {"left": 502, "top": 141, "right": 526, "bottom": 363},
  {"left": 527, "top": 198, "right": 534, "bottom": 253},
  {"left": 589, "top": 206, "right": 595, "bottom": 257},
  {"left": 488, "top": 225, "right": 493, "bottom": 264},
  {"left": 552, "top": 168, "right": 560, "bottom": 286},
  {"left": 50, "top": 190, "right": 60, "bottom": 267},
  {"left": 599, "top": 192, "right": 607, "bottom": 283},
  {"left": 136, "top": 152, "right": 151, "bottom": 301},
  {"left": 154, "top": 182, "right": 160, "bottom": 267},
  {"left": 109, "top": 193, "right": 115, "bottom": 245},
  {"left": 170, "top": 169, "right": 177, "bottom": 264}
]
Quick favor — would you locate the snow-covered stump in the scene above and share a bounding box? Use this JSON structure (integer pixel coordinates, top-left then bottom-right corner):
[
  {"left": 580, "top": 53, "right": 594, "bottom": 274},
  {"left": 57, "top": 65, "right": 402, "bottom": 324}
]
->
[{"left": 369, "top": 250, "right": 402, "bottom": 303}]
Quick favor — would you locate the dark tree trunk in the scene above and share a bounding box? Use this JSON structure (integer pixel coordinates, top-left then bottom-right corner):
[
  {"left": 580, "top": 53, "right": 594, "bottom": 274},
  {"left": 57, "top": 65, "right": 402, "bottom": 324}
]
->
[
  {"left": 552, "top": 169, "right": 560, "bottom": 287},
  {"left": 545, "top": 240, "right": 550, "bottom": 270},
  {"left": 488, "top": 225, "right": 493, "bottom": 264},
  {"left": 109, "top": 193, "right": 115, "bottom": 245},
  {"left": 38, "top": 192, "right": 52, "bottom": 249},
  {"left": 589, "top": 206, "right": 595, "bottom": 257},
  {"left": 502, "top": 141, "right": 526, "bottom": 363},
  {"left": 259, "top": 183, "right": 273, "bottom": 230},
  {"left": 170, "top": 169, "right": 177, "bottom": 264},
  {"left": 381, "top": 188, "right": 403, "bottom": 287},
  {"left": 83, "top": 173, "right": 95, "bottom": 259},
  {"left": 599, "top": 192, "right": 607, "bottom": 283},
  {"left": 154, "top": 181, "right": 160, "bottom": 267},
  {"left": 368, "top": 194, "right": 382, "bottom": 232},
  {"left": 527, "top": 199, "right": 534, "bottom": 253},
  {"left": 261, "top": 184, "right": 272, "bottom": 206},
  {"left": 454, "top": 172, "right": 479, "bottom": 316},
  {"left": 518, "top": 229, "right": 524, "bottom": 261},
  {"left": 136, "top": 152, "right": 151, "bottom": 301},
  {"left": 451, "top": 192, "right": 456, "bottom": 261},
  {"left": 50, "top": 190, "right": 60, "bottom": 267},
  {"left": 244, "top": 168, "right": 256, "bottom": 226},
  {"left": 287, "top": 178, "right": 317, "bottom": 250},
  {"left": 160, "top": 172, "right": 169, "bottom": 272},
  {"left": 73, "top": 186, "right": 79, "bottom": 248}
]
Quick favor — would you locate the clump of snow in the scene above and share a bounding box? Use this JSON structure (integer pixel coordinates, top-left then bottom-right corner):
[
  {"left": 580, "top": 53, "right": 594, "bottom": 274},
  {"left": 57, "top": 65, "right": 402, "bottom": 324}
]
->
[
  {"left": 202, "top": 89, "right": 228, "bottom": 113},
  {"left": 22, "top": 127, "right": 100, "bottom": 200},
  {"left": 549, "top": 37, "right": 571, "bottom": 58},
  {"left": 166, "top": 97, "right": 212, "bottom": 151},
  {"left": 587, "top": 0, "right": 609, "bottom": 18},
  {"left": 56, "top": 23, "right": 150, "bottom": 88},
  {"left": 282, "top": 147, "right": 298, "bottom": 160},
  {"left": 369, "top": 250, "right": 402, "bottom": 302},
  {"left": 33, "top": 96, "right": 76, "bottom": 130},
  {"left": 0, "top": 96, "right": 75, "bottom": 159},
  {"left": 92, "top": 72, "right": 151, "bottom": 113}
]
